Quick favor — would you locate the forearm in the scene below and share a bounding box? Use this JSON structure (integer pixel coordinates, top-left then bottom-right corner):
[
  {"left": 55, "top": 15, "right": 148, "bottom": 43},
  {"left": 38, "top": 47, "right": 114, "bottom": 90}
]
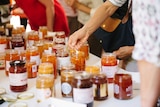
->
[{"left": 138, "top": 61, "right": 160, "bottom": 107}]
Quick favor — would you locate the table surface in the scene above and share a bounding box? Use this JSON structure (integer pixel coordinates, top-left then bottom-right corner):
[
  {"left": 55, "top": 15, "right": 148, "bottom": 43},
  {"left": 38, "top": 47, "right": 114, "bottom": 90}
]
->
[{"left": 0, "top": 53, "right": 141, "bottom": 107}]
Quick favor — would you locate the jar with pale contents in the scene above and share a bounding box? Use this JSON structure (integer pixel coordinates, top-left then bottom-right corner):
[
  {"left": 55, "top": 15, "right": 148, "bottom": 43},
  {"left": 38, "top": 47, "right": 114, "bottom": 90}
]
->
[
  {"left": 114, "top": 73, "right": 132, "bottom": 100},
  {"left": 5, "top": 49, "right": 19, "bottom": 76},
  {"left": 9, "top": 60, "right": 27, "bottom": 92},
  {"left": 101, "top": 52, "right": 118, "bottom": 83}
]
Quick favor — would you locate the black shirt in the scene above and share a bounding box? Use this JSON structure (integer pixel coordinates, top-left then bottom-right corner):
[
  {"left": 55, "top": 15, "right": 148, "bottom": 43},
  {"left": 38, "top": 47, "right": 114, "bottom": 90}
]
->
[{"left": 0, "top": 0, "right": 10, "bottom": 5}]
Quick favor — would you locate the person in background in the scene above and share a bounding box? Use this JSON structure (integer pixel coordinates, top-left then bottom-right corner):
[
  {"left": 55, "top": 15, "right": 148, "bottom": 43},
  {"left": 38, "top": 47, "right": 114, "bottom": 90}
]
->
[
  {"left": 15, "top": 0, "right": 70, "bottom": 36},
  {"left": 68, "top": 0, "right": 160, "bottom": 106},
  {"left": 0, "top": 0, "right": 11, "bottom": 27},
  {"left": 132, "top": 0, "right": 160, "bottom": 107},
  {"left": 57, "top": 0, "right": 80, "bottom": 35}
]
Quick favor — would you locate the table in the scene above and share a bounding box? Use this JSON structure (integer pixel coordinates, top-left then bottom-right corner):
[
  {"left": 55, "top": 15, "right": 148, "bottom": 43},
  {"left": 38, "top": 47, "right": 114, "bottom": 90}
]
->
[{"left": 0, "top": 53, "right": 141, "bottom": 107}]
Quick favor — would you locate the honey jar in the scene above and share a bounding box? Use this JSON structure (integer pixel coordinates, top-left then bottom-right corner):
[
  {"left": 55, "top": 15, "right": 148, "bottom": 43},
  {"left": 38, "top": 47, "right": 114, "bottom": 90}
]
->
[
  {"left": 9, "top": 60, "right": 27, "bottom": 92},
  {"left": 91, "top": 73, "right": 108, "bottom": 101},
  {"left": 61, "top": 70, "right": 75, "bottom": 97},
  {"left": 114, "top": 73, "right": 132, "bottom": 100},
  {"left": 38, "top": 62, "right": 54, "bottom": 75},
  {"left": 70, "top": 50, "right": 86, "bottom": 71},
  {"left": 41, "top": 53, "right": 57, "bottom": 78},
  {"left": 26, "top": 46, "right": 40, "bottom": 67},
  {"left": 5, "top": 49, "right": 19, "bottom": 76},
  {"left": 0, "top": 36, "right": 7, "bottom": 52},
  {"left": 55, "top": 31, "right": 66, "bottom": 45},
  {"left": 101, "top": 52, "right": 118, "bottom": 83},
  {"left": 72, "top": 72, "right": 93, "bottom": 107},
  {"left": 39, "top": 26, "right": 48, "bottom": 39}
]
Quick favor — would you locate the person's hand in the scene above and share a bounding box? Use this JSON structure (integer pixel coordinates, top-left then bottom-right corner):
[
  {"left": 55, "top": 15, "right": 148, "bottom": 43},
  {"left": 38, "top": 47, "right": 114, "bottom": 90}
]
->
[
  {"left": 68, "top": 27, "right": 90, "bottom": 50},
  {"left": 113, "top": 46, "right": 134, "bottom": 60}
]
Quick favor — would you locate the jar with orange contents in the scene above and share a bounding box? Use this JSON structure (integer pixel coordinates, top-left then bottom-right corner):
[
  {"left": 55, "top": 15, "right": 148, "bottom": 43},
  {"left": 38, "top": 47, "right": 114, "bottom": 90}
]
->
[
  {"left": 39, "top": 26, "right": 48, "bottom": 40},
  {"left": 0, "top": 52, "right": 5, "bottom": 70},
  {"left": 41, "top": 52, "right": 57, "bottom": 79},
  {"left": 0, "top": 36, "right": 7, "bottom": 52},
  {"left": 26, "top": 60, "right": 37, "bottom": 78},
  {"left": 79, "top": 42, "right": 89, "bottom": 60},
  {"left": 26, "top": 46, "right": 40, "bottom": 67},
  {"left": 70, "top": 50, "right": 86, "bottom": 71},
  {"left": 27, "top": 31, "right": 39, "bottom": 47},
  {"left": 33, "top": 40, "right": 44, "bottom": 59},
  {"left": 101, "top": 52, "right": 118, "bottom": 83},
  {"left": 5, "top": 49, "right": 20, "bottom": 76},
  {"left": 43, "top": 40, "right": 53, "bottom": 53},
  {"left": 85, "top": 65, "right": 100, "bottom": 75}
]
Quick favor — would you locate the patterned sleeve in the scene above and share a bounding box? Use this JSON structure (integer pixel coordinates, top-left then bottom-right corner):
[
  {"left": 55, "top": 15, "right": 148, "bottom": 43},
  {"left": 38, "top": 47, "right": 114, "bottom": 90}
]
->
[{"left": 109, "top": 0, "right": 127, "bottom": 7}]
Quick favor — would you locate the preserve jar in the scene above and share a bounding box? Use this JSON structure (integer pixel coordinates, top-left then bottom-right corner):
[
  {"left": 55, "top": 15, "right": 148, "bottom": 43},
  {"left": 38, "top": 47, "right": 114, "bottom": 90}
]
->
[
  {"left": 36, "top": 74, "right": 54, "bottom": 102},
  {"left": 26, "top": 46, "right": 40, "bottom": 67},
  {"left": 0, "top": 36, "right": 7, "bottom": 52},
  {"left": 43, "top": 40, "right": 54, "bottom": 53},
  {"left": 27, "top": 31, "right": 39, "bottom": 47},
  {"left": 26, "top": 60, "right": 37, "bottom": 78},
  {"left": 101, "top": 52, "right": 118, "bottom": 83},
  {"left": 70, "top": 50, "right": 86, "bottom": 71},
  {"left": 9, "top": 60, "right": 27, "bottom": 92},
  {"left": 33, "top": 40, "right": 44, "bottom": 58},
  {"left": 91, "top": 73, "right": 108, "bottom": 101},
  {"left": 79, "top": 42, "right": 89, "bottom": 60},
  {"left": 72, "top": 72, "right": 93, "bottom": 107},
  {"left": 61, "top": 70, "right": 75, "bottom": 97},
  {"left": 41, "top": 53, "right": 57, "bottom": 78},
  {"left": 5, "top": 49, "right": 19, "bottom": 76},
  {"left": 55, "top": 31, "right": 66, "bottom": 45},
  {"left": 114, "top": 73, "right": 132, "bottom": 100},
  {"left": 0, "top": 52, "right": 5, "bottom": 70},
  {"left": 85, "top": 65, "right": 100, "bottom": 74},
  {"left": 38, "top": 62, "right": 54, "bottom": 75},
  {"left": 39, "top": 26, "right": 48, "bottom": 39}
]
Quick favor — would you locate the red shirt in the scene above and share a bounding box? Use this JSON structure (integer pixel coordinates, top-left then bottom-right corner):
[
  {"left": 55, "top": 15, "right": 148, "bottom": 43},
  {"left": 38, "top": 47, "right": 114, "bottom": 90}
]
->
[{"left": 15, "top": 0, "right": 70, "bottom": 36}]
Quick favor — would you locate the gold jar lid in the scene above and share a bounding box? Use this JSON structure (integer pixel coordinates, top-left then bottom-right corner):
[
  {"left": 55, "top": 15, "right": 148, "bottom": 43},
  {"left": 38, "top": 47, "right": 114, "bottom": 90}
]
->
[
  {"left": 38, "top": 62, "right": 53, "bottom": 74},
  {"left": 8, "top": 102, "right": 27, "bottom": 107},
  {"left": 17, "top": 92, "right": 34, "bottom": 100}
]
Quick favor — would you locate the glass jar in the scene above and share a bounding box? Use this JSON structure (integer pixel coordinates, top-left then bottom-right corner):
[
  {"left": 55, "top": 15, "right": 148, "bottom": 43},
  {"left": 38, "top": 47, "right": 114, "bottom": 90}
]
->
[
  {"left": 0, "top": 36, "right": 7, "bottom": 52},
  {"left": 70, "top": 50, "right": 86, "bottom": 71},
  {"left": 5, "top": 23, "right": 13, "bottom": 37},
  {"left": 101, "top": 52, "right": 118, "bottom": 83},
  {"left": 5, "top": 49, "right": 20, "bottom": 76},
  {"left": 41, "top": 53, "right": 57, "bottom": 79},
  {"left": 91, "top": 73, "right": 108, "bottom": 101},
  {"left": 60, "top": 63, "right": 75, "bottom": 75},
  {"left": 79, "top": 42, "right": 89, "bottom": 60},
  {"left": 39, "top": 26, "right": 48, "bottom": 40},
  {"left": 72, "top": 72, "right": 93, "bottom": 107},
  {"left": 9, "top": 60, "right": 27, "bottom": 92},
  {"left": 0, "top": 52, "right": 5, "bottom": 70},
  {"left": 38, "top": 62, "right": 54, "bottom": 75},
  {"left": 114, "top": 73, "right": 132, "bottom": 100},
  {"left": 55, "top": 31, "right": 66, "bottom": 45},
  {"left": 43, "top": 40, "right": 54, "bottom": 53},
  {"left": 33, "top": 40, "right": 44, "bottom": 58},
  {"left": 27, "top": 31, "right": 39, "bottom": 47},
  {"left": 85, "top": 65, "right": 100, "bottom": 75},
  {"left": 26, "top": 46, "right": 40, "bottom": 67},
  {"left": 61, "top": 70, "right": 75, "bottom": 97},
  {"left": 26, "top": 60, "right": 37, "bottom": 78}
]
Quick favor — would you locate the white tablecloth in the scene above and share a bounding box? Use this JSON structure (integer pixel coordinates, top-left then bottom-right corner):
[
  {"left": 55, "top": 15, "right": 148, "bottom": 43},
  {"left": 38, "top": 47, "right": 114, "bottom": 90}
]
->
[{"left": 0, "top": 53, "right": 141, "bottom": 107}]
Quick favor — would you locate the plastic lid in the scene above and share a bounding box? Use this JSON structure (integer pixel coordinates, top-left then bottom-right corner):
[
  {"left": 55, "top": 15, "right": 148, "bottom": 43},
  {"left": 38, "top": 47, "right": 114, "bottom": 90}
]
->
[
  {"left": 8, "top": 102, "right": 27, "bottom": 107},
  {"left": 0, "top": 88, "right": 6, "bottom": 95},
  {"left": 17, "top": 92, "right": 34, "bottom": 100}
]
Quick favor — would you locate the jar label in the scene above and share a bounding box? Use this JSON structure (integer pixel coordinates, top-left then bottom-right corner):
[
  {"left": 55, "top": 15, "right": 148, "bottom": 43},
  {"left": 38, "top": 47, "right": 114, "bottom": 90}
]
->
[
  {"left": 101, "top": 65, "right": 118, "bottom": 78},
  {"left": 0, "top": 44, "right": 6, "bottom": 52},
  {"left": 114, "top": 84, "right": 132, "bottom": 97},
  {"left": 93, "top": 83, "right": 108, "bottom": 98},
  {"left": 9, "top": 72, "right": 27, "bottom": 86},
  {"left": 57, "top": 56, "right": 70, "bottom": 70},
  {"left": 36, "top": 88, "right": 52, "bottom": 102},
  {"left": 73, "top": 87, "right": 93, "bottom": 104},
  {"left": 55, "top": 37, "right": 65, "bottom": 44},
  {"left": 61, "top": 82, "right": 72, "bottom": 94}
]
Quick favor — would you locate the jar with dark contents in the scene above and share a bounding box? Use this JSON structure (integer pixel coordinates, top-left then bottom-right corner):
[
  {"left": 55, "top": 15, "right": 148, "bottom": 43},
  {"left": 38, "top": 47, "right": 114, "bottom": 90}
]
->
[
  {"left": 9, "top": 60, "right": 27, "bottom": 92},
  {"left": 91, "top": 73, "right": 108, "bottom": 101},
  {"left": 55, "top": 31, "right": 66, "bottom": 45},
  {"left": 72, "top": 72, "right": 93, "bottom": 107},
  {"left": 113, "top": 73, "right": 132, "bottom": 100},
  {"left": 61, "top": 70, "right": 75, "bottom": 97}
]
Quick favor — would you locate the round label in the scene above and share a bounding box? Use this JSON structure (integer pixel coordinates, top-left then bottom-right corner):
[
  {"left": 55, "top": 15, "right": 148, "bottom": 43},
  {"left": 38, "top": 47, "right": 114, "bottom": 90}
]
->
[{"left": 61, "top": 82, "right": 72, "bottom": 94}]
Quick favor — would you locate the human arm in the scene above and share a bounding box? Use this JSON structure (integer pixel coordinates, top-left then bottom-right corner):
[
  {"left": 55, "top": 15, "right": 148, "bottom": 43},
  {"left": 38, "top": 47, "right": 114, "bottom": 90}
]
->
[
  {"left": 38, "top": 0, "right": 55, "bottom": 31},
  {"left": 68, "top": 0, "right": 121, "bottom": 49}
]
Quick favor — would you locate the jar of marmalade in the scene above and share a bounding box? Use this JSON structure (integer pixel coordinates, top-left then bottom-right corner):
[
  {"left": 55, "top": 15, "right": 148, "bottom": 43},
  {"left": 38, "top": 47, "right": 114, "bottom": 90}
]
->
[
  {"left": 39, "top": 26, "right": 48, "bottom": 39},
  {"left": 55, "top": 31, "right": 66, "bottom": 45},
  {"left": 114, "top": 73, "right": 132, "bottom": 100},
  {"left": 61, "top": 70, "right": 75, "bottom": 97},
  {"left": 33, "top": 40, "right": 44, "bottom": 58},
  {"left": 5, "top": 49, "right": 20, "bottom": 76},
  {"left": 79, "top": 42, "right": 89, "bottom": 60},
  {"left": 27, "top": 31, "right": 39, "bottom": 47},
  {"left": 70, "top": 50, "right": 86, "bottom": 71},
  {"left": 26, "top": 60, "right": 37, "bottom": 78},
  {"left": 41, "top": 53, "right": 57, "bottom": 79},
  {"left": 101, "top": 52, "right": 118, "bottom": 83},
  {"left": 0, "top": 36, "right": 7, "bottom": 52},
  {"left": 72, "top": 72, "right": 93, "bottom": 107},
  {"left": 91, "top": 73, "right": 108, "bottom": 101},
  {"left": 9, "top": 60, "right": 27, "bottom": 92}
]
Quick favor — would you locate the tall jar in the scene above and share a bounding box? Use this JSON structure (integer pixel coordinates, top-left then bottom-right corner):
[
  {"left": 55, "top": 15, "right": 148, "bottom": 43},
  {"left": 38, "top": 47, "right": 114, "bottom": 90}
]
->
[
  {"left": 101, "top": 52, "right": 118, "bottom": 83},
  {"left": 114, "top": 73, "right": 132, "bottom": 100},
  {"left": 72, "top": 72, "right": 93, "bottom": 107},
  {"left": 26, "top": 60, "right": 37, "bottom": 78},
  {"left": 9, "top": 60, "right": 27, "bottom": 92},
  {"left": 79, "top": 42, "right": 89, "bottom": 60},
  {"left": 70, "top": 50, "right": 86, "bottom": 71},
  {"left": 39, "top": 26, "right": 48, "bottom": 40},
  {"left": 34, "top": 40, "right": 44, "bottom": 58},
  {"left": 91, "top": 73, "right": 108, "bottom": 101},
  {"left": 5, "top": 49, "right": 19, "bottom": 76}
]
